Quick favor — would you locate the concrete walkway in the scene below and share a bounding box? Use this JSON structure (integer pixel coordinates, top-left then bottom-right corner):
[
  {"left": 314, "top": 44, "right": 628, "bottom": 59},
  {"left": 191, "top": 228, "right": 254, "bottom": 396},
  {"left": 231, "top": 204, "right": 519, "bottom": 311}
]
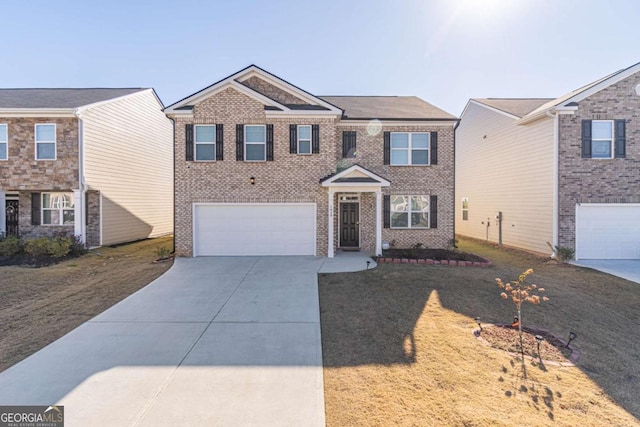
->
[
  {"left": 571, "top": 259, "right": 640, "bottom": 284},
  {"left": 0, "top": 255, "right": 375, "bottom": 426}
]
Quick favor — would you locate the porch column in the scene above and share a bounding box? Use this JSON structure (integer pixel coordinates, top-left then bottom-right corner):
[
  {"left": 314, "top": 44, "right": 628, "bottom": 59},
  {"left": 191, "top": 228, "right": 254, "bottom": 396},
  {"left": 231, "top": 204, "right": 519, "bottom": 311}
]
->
[
  {"left": 375, "top": 190, "right": 382, "bottom": 256},
  {"left": 328, "top": 189, "right": 335, "bottom": 258},
  {"left": 0, "top": 190, "right": 5, "bottom": 236},
  {"left": 73, "top": 189, "right": 85, "bottom": 243}
]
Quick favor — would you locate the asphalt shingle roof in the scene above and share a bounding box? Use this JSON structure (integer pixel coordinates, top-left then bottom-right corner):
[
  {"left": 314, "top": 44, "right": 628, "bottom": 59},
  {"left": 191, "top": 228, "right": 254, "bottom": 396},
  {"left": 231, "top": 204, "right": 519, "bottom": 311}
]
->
[
  {"left": 0, "top": 88, "right": 147, "bottom": 109},
  {"left": 320, "top": 96, "right": 457, "bottom": 120},
  {"left": 473, "top": 98, "right": 554, "bottom": 118}
]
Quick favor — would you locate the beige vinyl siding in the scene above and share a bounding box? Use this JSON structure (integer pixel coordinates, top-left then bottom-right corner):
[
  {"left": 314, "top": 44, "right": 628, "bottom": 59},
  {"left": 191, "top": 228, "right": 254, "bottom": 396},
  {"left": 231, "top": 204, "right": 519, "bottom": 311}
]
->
[
  {"left": 455, "top": 102, "right": 554, "bottom": 255},
  {"left": 82, "top": 90, "right": 173, "bottom": 245}
]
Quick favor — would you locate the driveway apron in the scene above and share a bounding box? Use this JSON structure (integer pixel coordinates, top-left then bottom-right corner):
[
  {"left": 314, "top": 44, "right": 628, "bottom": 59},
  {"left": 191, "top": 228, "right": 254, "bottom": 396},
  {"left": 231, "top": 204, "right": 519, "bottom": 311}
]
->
[{"left": 0, "top": 255, "right": 372, "bottom": 426}]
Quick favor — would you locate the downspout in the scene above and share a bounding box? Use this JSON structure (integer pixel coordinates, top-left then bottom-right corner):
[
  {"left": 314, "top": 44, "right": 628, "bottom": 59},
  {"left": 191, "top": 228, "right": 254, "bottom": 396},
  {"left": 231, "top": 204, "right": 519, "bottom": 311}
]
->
[
  {"left": 74, "top": 109, "right": 87, "bottom": 245},
  {"left": 168, "top": 115, "right": 176, "bottom": 255},
  {"left": 546, "top": 110, "right": 559, "bottom": 250},
  {"left": 452, "top": 120, "right": 460, "bottom": 247}
]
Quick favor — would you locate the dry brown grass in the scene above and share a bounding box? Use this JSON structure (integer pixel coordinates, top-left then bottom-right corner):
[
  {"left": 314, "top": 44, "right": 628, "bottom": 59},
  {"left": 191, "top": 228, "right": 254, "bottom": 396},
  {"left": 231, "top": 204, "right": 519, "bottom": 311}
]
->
[
  {"left": 0, "top": 236, "right": 173, "bottom": 372},
  {"left": 320, "top": 237, "right": 640, "bottom": 426}
]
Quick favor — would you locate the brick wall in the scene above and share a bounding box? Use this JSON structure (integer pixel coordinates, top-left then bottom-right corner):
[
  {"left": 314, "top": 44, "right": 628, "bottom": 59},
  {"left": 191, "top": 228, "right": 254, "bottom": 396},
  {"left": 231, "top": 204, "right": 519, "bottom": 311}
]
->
[
  {"left": 558, "top": 72, "right": 640, "bottom": 250},
  {"left": 86, "top": 190, "right": 101, "bottom": 247}
]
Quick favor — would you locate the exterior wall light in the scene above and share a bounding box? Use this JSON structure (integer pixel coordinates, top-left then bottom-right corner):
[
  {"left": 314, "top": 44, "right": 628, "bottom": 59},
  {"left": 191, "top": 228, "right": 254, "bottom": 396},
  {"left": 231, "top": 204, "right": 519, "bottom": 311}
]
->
[{"left": 250, "top": 176, "right": 256, "bottom": 185}]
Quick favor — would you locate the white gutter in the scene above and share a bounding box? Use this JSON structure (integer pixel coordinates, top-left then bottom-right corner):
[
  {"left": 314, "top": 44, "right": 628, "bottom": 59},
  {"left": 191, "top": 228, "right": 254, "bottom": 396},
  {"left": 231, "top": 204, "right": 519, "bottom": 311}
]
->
[
  {"left": 546, "top": 110, "right": 559, "bottom": 248},
  {"left": 74, "top": 109, "right": 87, "bottom": 244}
]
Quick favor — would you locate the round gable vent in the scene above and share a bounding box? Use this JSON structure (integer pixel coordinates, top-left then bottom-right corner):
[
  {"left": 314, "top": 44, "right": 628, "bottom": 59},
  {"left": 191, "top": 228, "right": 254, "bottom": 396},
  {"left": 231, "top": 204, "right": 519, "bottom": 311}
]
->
[{"left": 635, "top": 83, "right": 640, "bottom": 96}]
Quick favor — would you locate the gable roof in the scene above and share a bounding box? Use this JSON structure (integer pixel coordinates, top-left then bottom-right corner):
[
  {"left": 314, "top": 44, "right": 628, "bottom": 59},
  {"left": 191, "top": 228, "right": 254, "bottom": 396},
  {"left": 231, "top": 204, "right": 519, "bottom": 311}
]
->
[
  {"left": 320, "top": 96, "right": 457, "bottom": 121},
  {"left": 472, "top": 98, "right": 553, "bottom": 119},
  {"left": 320, "top": 164, "right": 390, "bottom": 187},
  {"left": 0, "top": 88, "right": 148, "bottom": 109},
  {"left": 518, "top": 60, "right": 640, "bottom": 124}
]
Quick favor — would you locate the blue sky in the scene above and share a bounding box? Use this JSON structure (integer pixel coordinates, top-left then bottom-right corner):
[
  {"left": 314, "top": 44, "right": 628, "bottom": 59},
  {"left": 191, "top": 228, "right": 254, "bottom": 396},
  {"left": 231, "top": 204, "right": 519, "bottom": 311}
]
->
[{"left": 1, "top": 0, "right": 639, "bottom": 115}]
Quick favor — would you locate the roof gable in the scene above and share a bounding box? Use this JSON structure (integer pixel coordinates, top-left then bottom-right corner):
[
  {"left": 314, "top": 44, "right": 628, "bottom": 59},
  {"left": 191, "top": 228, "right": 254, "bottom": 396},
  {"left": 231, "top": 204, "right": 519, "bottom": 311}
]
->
[
  {"left": 469, "top": 98, "right": 553, "bottom": 119},
  {"left": 164, "top": 65, "right": 342, "bottom": 116},
  {"left": 321, "top": 164, "right": 390, "bottom": 187}
]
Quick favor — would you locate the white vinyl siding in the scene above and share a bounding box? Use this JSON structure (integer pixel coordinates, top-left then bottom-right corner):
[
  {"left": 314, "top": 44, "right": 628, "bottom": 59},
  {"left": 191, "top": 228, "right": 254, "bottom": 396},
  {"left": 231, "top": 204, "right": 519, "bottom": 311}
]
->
[
  {"left": 81, "top": 90, "right": 173, "bottom": 245},
  {"left": 455, "top": 102, "right": 554, "bottom": 254},
  {"left": 0, "top": 124, "right": 7, "bottom": 160}
]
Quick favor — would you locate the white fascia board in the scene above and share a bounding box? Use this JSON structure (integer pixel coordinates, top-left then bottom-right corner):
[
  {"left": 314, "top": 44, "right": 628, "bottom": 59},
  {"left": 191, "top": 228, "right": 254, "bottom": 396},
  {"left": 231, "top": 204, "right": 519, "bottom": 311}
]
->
[
  {"left": 165, "top": 111, "right": 194, "bottom": 119},
  {"left": 560, "top": 63, "right": 640, "bottom": 106},
  {"left": 237, "top": 68, "right": 343, "bottom": 114},
  {"left": 0, "top": 108, "right": 75, "bottom": 117},
  {"left": 466, "top": 99, "right": 520, "bottom": 120},
  {"left": 322, "top": 164, "right": 391, "bottom": 187},
  {"left": 336, "top": 120, "right": 456, "bottom": 127}
]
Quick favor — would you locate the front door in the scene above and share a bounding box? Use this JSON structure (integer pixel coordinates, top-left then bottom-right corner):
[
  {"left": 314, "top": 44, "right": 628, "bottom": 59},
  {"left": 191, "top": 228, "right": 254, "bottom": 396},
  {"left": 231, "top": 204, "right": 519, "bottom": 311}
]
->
[
  {"left": 5, "top": 200, "right": 19, "bottom": 237},
  {"left": 340, "top": 202, "right": 359, "bottom": 247}
]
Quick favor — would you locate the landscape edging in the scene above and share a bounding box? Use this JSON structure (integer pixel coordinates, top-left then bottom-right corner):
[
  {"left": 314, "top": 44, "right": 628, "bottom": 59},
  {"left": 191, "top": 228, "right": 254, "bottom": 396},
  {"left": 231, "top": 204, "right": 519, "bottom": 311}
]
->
[{"left": 376, "top": 257, "right": 492, "bottom": 267}]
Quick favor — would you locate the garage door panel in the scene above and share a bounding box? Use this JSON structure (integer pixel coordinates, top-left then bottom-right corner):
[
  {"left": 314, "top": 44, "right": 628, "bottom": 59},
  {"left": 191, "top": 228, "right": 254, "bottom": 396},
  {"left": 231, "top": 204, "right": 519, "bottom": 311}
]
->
[
  {"left": 576, "top": 204, "right": 640, "bottom": 260},
  {"left": 194, "top": 204, "right": 316, "bottom": 256}
]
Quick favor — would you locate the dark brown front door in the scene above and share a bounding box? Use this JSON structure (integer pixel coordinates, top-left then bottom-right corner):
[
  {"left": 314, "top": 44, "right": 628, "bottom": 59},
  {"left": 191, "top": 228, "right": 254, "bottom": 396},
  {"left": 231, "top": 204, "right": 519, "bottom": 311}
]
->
[
  {"left": 5, "top": 200, "right": 19, "bottom": 237},
  {"left": 340, "top": 202, "right": 359, "bottom": 247}
]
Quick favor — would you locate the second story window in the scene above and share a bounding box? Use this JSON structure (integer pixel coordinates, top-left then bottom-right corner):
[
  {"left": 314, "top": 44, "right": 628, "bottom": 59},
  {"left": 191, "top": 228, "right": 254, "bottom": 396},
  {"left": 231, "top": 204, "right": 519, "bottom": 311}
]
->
[
  {"left": 297, "top": 125, "right": 312, "bottom": 155},
  {"left": 245, "top": 125, "right": 266, "bottom": 161},
  {"left": 0, "top": 124, "right": 7, "bottom": 160},
  {"left": 195, "top": 125, "right": 216, "bottom": 161},
  {"left": 582, "top": 119, "right": 626, "bottom": 159},
  {"left": 591, "top": 120, "right": 614, "bottom": 159},
  {"left": 35, "top": 124, "right": 56, "bottom": 160},
  {"left": 391, "top": 132, "right": 429, "bottom": 165}
]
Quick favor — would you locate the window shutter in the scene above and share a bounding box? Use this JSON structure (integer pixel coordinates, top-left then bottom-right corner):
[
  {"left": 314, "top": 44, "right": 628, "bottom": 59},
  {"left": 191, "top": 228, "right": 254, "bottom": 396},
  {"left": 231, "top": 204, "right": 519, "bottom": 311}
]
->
[
  {"left": 581, "top": 120, "right": 592, "bottom": 158},
  {"left": 430, "top": 131, "right": 438, "bottom": 165},
  {"left": 383, "top": 131, "right": 390, "bottom": 165},
  {"left": 342, "top": 131, "right": 356, "bottom": 158},
  {"left": 216, "top": 124, "right": 224, "bottom": 161},
  {"left": 236, "top": 124, "right": 244, "bottom": 161},
  {"left": 185, "top": 124, "right": 194, "bottom": 161},
  {"left": 430, "top": 195, "right": 438, "bottom": 229},
  {"left": 266, "top": 124, "right": 274, "bottom": 161},
  {"left": 31, "top": 193, "right": 41, "bottom": 225},
  {"left": 289, "top": 124, "right": 297, "bottom": 154},
  {"left": 383, "top": 195, "right": 390, "bottom": 228},
  {"left": 615, "top": 119, "right": 626, "bottom": 158},
  {"left": 312, "top": 124, "right": 320, "bottom": 154}
]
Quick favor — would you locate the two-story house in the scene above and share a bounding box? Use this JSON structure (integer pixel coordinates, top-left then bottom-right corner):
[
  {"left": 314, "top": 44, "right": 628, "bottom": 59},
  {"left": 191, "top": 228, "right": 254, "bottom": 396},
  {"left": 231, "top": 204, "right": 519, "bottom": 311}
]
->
[
  {"left": 164, "top": 65, "right": 457, "bottom": 257},
  {"left": 456, "top": 61, "right": 640, "bottom": 260},
  {"left": 0, "top": 88, "right": 173, "bottom": 247}
]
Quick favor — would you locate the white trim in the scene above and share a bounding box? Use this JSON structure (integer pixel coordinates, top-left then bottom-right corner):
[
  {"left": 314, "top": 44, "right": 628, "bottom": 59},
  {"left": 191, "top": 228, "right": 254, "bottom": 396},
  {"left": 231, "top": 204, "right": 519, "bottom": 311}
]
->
[
  {"left": 99, "top": 192, "right": 103, "bottom": 246},
  {"left": 574, "top": 203, "right": 640, "bottom": 260},
  {"left": 375, "top": 191, "right": 382, "bottom": 256},
  {"left": 321, "top": 164, "right": 391, "bottom": 187},
  {"left": 194, "top": 124, "right": 217, "bottom": 162},
  {"left": 40, "top": 192, "right": 75, "bottom": 226},
  {"left": 297, "top": 124, "right": 312, "bottom": 155},
  {"left": 34, "top": 123, "right": 57, "bottom": 161},
  {"left": 390, "top": 132, "right": 430, "bottom": 166},
  {"left": 328, "top": 191, "right": 335, "bottom": 258},
  {"left": 0, "top": 123, "right": 7, "bottom": 160},
  {"left": 244, "top": 124, "right": 266, "bottom": 162},
  {"left": 462, "top": 99, "right": 521, "bottom": 120},
  {"left": 390, "top": 195, "right": 431, "bottom": 229},
  {"left": 590, "top": 120, "right": 615, "bottom": 159},
  {"left": 552, "top": 113, "right": 559, "bottom": 247},
  {"left": 0, "top": 108, "right": 75, "bottom": 118},
  {"left": 73, "top": 189, "right": 83, "bottom": 239},
  {"left": 192, "top": 202, "right": 317, "bottom": 257},
  {"left": 336, "top": 120, "right": 456, "bottom": 127}
]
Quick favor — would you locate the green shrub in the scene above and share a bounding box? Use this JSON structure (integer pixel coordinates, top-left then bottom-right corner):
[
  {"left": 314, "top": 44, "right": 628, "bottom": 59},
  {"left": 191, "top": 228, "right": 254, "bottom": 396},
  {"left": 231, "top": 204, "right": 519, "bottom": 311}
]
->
[
  {"left": 0, "top": 235, "right": 23, "bottom": 256},
  {"left": 24, "top": 237, "right": 52, "bottom": 258},
  {"left": 49, "top": 236, "right": 72, "bottom": 258},
  {"left": 547, "top": 242, "right": 575, "bottom": 263},
  {"left": 154, "top": 246, "right": 171, "bottom": 259}
]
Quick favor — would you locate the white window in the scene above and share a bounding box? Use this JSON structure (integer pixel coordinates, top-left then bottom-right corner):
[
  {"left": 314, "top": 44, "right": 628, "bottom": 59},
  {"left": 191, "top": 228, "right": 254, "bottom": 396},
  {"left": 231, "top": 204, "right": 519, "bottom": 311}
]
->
[
  {"left": 591, "top": 120, "right": 613, "bottom": 159},
  {"left": 391, "top": 195, "right": 429, "bottom": 228},
  {"left": 195, "top": 125, "right": 216, "bottom": 161},
  {"left": 391, "top": 132, "right": 430, "bottom": 165},
  {"left": 42, "top": 192, "right": 74, "bottom": 225},
  {"left": 297, "top": 125, "right": 311, "bottom": 154},
  {"left": 0, "top": 124, "right": 6, "bottom": 160},
  {"left": 35, "top": 124, "right": 56, "bottom": 160},
  {"left": 462, "top": 197, "right": 469, "bottom": 221},
  {"left": 245, "top": 125, "right": 266, "bottom": 161}
]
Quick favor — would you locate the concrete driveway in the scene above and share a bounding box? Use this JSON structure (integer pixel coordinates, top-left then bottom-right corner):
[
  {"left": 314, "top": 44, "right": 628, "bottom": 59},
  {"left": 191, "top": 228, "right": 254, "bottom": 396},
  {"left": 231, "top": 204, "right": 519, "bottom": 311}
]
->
[
  {"left": 0, "top": 255, "right": 374, "bottom": 426},
  {"left": 571, "top": 259, "right": 640, "bottom": 284}
]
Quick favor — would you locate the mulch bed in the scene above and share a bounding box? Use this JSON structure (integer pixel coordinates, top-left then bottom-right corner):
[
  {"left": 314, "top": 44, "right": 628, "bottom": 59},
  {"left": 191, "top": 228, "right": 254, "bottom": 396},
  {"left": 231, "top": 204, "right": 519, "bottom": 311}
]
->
[
  {"left": 478, "top": 324, "right": 577, "bottom": 364},
  {"left": 383, "top": 248, "right": 487, "bottom": 262}
]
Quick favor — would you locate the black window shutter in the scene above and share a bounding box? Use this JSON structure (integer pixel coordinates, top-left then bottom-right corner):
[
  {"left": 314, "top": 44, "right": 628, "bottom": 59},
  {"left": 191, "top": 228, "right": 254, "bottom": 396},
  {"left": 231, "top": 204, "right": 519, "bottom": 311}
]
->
[
  {"left": 383, "top": 195, "right": 390, "bottom": 228},
  {"left": 266, "top": 124, "right": 274, "bottom": 161},
  {"left": 615, "top": 119, "right": 626, "bottom": 158},
  {"left": 216, "top": 124, "right": 224, "bottom": 161},
  {"left": 430, "top": 195, "right": 438, "bottom": 229},
  {"left": 383, "top": 132, "right": 390, "bottom": 165},
  {"left": 581, "top": 120, "right": 592, "bottom": 158},
  {"left": 430, "top": 132, "right": 438, "bottom": 165},
  {"left": 342, "top": 131, "right": 356, "bottom": 158},
  {"left": 185, "top": 124, "right": 194, "bottom": 161},
  {"left": 31, "top": 193, "right": 41, "bottom": 225},
  {"left": 289, "top": 124, "right": 297, "bottom": 154},
  {"left": 312, "top": 124, "right": 320, "bottom": 154},
  {"left": 236, "top": 124, "right": 244, "bottom": 161}
]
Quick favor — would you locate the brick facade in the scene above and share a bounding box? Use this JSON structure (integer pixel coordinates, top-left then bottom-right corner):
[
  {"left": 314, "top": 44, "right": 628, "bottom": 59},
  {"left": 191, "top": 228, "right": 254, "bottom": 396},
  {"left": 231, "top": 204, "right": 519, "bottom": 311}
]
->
[
  {"left": 558, "top": 72, "right": 640, "bottom": 250},
  {"left": 173, "top": 84, "right": 455, "bottom": 257}
]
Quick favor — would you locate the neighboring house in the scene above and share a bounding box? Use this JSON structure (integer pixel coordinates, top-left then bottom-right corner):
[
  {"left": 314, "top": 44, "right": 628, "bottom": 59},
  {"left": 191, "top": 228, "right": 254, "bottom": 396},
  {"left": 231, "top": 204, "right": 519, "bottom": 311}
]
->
[
  {"left": 164, "top": 65, "right": 457, "bottom": 257},
  {"left": 456, "top": 61, "right": 640, "bottom": 260},
  {"left": 0, "top": 88, "right": 173, "bottom": 247}
]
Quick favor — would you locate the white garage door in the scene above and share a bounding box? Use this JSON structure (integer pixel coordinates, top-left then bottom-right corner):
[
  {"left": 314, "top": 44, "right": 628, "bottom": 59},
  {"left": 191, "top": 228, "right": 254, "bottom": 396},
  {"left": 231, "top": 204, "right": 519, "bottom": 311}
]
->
[
  {"left": 576, "top": 204, "right": 640, "bottom": 260},
  {"left": 193, "top": 203, "right": 316, "bottom": 256}
]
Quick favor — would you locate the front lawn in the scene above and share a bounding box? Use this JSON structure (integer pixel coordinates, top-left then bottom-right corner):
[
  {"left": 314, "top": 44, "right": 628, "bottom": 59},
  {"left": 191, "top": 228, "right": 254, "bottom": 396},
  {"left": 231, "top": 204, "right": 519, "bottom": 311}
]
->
[{"left": 319, "top": 237, "right": 640, "bottom": 426}]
